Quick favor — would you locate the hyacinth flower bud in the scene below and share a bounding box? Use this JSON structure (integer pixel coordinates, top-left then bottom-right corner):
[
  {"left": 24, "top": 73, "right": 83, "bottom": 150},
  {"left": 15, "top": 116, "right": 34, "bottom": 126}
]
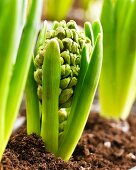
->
[{"left": 34, "top": 20, "right": 92, "bottom": 109}]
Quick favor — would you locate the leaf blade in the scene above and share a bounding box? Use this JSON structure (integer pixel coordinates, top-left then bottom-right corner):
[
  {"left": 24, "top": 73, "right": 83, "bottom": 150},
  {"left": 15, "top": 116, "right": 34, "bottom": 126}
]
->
[
  {"left": 57, "top": 32, "right": 103, "bottom": 161},
  {"left": 41, "top": 39, "right": 61, "bottom": 154},
  {"left": 4, "top": 0, "right": 42, "bottom": 144},
  {"left": 25, "top": 60, "right": 41, "bottom": 135}
]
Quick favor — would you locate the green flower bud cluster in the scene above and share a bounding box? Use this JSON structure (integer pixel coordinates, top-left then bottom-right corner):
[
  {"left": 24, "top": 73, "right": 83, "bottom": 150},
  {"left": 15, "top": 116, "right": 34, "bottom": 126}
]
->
[
  {"left": 34, "top": 20, "right": 91, "bottom": 109},
  {"left": 58, "top": 109, "right": 68, "bottom": 132}
]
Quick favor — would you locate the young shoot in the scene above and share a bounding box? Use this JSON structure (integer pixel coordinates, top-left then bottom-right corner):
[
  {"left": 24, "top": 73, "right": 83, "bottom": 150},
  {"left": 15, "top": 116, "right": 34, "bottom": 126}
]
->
[
  {"left": 99, "top": 0, "right": 136, "bottom": 119},
  {"left": 26, "top": 20, "right": 103, "bottom": 161},
  {"left": 0, "top": 0, "right": 42, "bottom": 161}
]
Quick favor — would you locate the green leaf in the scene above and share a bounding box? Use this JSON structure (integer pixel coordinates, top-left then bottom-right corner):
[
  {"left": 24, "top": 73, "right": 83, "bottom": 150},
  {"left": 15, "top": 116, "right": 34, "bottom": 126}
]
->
[
  {"left": 25, "top": 60, "right": 40, "bottom": 135},
  {"left": 99, "top": 0, "right": 136, "bottom": 119},
  {"left": 115, "top": 0, "right": 131, "bottom": 33},
  {"left": 57, "top": 32, "right": 103, "bottom": 161},
  {"left": 0, "top": 0, "right": 27, "bottom": 156},
  {"left": 63, "top": 45, "right": 89, "bottom": 129},
  {"left": 35, "top": 20, "right": 47, "bottom": 54},
  {"left": 41, "top": 39, "right": 61, "bottom": 154},
  {"left": 99, "top": 0, "right": 117, "bottom": 117},
  {"left": 84, "top": 22, "right": 94, "bottom": 47},
  {"left": 115, "top": 0, "right": 136, "bottom": 119},
  {"left": 92, "top": 20, "right": 103, "bottom": 44},
  {"left": 4, "top": 0, "right": 42, "bottom": 144},
  {"left": 56, "top": 45, "right": 90, "bottom": 142}
]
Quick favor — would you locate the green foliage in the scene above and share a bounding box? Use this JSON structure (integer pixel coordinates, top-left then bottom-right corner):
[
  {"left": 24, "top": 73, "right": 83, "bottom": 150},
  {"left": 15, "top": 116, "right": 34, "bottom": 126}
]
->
[
  {"left": 43, "top": 0, "right": 74, "bottom": 20},
  {"left": 0, "top": 0, "right": 42, "bottom": 160},
  {"left": 99, "top": 0, "right": 136, "bottom": 119},
  {"left": 80, "top": 0, "right": 91, "bottom": 10},
  {"left": 26, "top": 20, "right": 103, "bottom": 161}
]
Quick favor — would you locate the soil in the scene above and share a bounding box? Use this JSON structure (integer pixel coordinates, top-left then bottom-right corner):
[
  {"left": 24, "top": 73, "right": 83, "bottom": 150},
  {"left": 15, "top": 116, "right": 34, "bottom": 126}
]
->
[{"left": 1, "top": 112, "right": 136, "bottom": 170}]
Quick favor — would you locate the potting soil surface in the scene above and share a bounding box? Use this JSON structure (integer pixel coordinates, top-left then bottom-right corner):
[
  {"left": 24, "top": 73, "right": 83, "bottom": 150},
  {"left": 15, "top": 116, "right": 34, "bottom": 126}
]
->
[{"left": 1, "top": 112, "right": 136, "bottom": 170}]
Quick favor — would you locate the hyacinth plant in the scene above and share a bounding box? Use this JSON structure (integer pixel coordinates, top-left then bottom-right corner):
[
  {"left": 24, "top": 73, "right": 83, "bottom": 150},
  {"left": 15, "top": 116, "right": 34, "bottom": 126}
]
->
[
  {"left": 26, "top": 20, "right": 103, "bottom": 161},
  {"left": 0, "top": 0, "right": 42, "bottom": 161},
  {"left": 99, "top": 0, "right": 136, "bottom": 119},
  {"left": 42, "top": 0, "right": 74, "bottom": 21}
]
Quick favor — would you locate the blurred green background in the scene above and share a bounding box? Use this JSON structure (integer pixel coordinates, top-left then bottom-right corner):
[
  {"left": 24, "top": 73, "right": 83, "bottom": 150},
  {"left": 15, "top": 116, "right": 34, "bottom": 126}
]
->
[{"left": 28, "top": 0, "right": 103, "bottom": 24}]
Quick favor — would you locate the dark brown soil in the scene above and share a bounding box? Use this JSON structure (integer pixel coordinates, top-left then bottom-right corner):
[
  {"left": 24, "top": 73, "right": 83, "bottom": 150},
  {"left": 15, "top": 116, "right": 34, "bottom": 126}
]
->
[{"left": 1, "top": 112, "right": 136, "bottom": 170}]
